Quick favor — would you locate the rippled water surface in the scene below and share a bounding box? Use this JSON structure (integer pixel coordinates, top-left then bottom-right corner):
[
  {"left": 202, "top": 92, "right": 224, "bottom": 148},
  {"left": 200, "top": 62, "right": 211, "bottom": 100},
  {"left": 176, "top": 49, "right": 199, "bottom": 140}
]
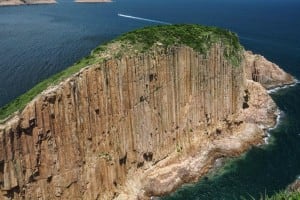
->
[{"left": 0, "top": 0, "right": 300, "bottom": 199}]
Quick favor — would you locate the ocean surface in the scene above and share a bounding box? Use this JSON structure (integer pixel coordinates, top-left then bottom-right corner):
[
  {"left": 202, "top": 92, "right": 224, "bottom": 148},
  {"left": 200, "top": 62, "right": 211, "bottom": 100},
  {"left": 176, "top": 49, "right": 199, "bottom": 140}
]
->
[{"left": 0, "top": 0, "right": 300, "bottom": 199}]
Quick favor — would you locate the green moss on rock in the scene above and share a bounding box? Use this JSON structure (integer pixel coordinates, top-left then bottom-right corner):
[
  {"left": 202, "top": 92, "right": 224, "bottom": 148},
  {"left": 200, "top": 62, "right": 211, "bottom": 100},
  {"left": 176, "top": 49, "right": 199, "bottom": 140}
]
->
[
  {"left": 94, "top": 24, "right": 243, "bottom": 66},
  {"left": 0, "top": 24, "right": 244, "bottom": 121}
]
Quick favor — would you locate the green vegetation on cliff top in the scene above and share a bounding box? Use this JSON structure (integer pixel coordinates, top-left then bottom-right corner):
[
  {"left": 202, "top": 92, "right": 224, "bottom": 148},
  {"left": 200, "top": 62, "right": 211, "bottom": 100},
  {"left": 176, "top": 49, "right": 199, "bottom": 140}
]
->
[{"left": 0, "top": 24, "right": 243, "bottom": 121}]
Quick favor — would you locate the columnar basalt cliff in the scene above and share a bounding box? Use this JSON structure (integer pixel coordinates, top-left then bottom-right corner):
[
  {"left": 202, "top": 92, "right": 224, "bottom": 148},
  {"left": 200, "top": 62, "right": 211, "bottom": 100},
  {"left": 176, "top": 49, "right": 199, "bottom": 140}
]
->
[{"left": 0, "top": 25, "right": 295, "bottom": 199}]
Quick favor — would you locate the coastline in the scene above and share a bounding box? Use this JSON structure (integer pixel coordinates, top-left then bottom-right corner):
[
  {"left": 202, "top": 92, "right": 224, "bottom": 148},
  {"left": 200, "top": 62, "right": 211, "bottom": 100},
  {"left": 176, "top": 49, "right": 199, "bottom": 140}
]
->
[
  {"left": 263, "top": 79, "right": 299, "bottom": 143},
  {"left": 288, "top": 177, "right": 300, "bottom": 192},
  {"left": 117, "top": 78, "right": 295, "bottom": 199},
  {"left": 0, "top": 52, "right": 294, "bottom": 199},
  {"left": 150, "top": 79, "right": 299, "bottom": 199},
  {"left": 268, "top": 79, "right": 299, "bottom": 94},
  {"left": 75, "top": 0, "right": 112, "bottom": 3},
  {"left": 0, "top": 0, "right": 56, "bottom": 6},
  {"left": 0, "top": 23, "right": 296, "bottom": 198},
  {"left": 145, "top": 124, "right": 267, "bottom": 198},
  {"left": 119, "top": 124, "right": 270, "bottom": 199},
  {"left": 264, "top": 109, "right": 282, "bottom": 144},
  {"left": 0, "top": 0, "right": 115, "bottom": 6},
  {"left": 0, "top": 74, "right": 293, "bottom": 199},
  {"left": 0, "top": 0, "right": 112, "bottom": 6}
]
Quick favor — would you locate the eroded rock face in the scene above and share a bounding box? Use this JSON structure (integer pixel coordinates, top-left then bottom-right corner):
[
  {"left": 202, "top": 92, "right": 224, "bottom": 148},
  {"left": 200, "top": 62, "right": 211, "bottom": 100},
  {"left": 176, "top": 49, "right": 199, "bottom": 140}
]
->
[
  {"left": 244, "top": 51, "right": 295, "bottom": 89},
  {"left": 288, "top": 179, "right": 300, "bottom": 192},
  {"left": 238, "top": 80, "right": 278, "bottom": 128},
  {"left": 0, "top": 44, "right": 294, "bottom": 200}
]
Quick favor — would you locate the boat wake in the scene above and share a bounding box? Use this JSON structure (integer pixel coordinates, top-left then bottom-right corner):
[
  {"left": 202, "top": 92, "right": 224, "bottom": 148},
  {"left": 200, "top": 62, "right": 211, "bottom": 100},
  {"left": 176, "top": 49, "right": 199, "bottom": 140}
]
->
[{"left": 118, "top": 13, "right": 171, "bottom": 25}]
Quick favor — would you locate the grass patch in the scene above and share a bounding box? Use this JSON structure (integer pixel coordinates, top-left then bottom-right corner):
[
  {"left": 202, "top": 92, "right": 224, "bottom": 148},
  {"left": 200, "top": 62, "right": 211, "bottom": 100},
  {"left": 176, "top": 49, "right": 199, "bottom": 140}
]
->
[
  {"left": 263, "top": 191, "right": 300, "bottom": 200},
  {"left": 0, "top": 24, "right": 243, "bottom": 121},
  {"left": 0, "top": 54, "right": 104, "bottom": 121},
  {"left": 241, "top": 191, "right": 300, "bottom": 200},
  {"left": 113, "top": 24, "right": 243, "bottom": 66}
]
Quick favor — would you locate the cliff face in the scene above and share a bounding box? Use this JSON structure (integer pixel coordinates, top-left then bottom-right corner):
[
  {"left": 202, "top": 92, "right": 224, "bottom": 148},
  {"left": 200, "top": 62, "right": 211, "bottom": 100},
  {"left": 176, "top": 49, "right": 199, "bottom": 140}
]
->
[
  {"left": 0, "top": 25, "right": 295, "bottom": 200},
  {"left": 0, "top": 44, "right": 245, "bottom": 199},
  {"left": 245, "top": 51, "right": 295, "bottom": 89}
]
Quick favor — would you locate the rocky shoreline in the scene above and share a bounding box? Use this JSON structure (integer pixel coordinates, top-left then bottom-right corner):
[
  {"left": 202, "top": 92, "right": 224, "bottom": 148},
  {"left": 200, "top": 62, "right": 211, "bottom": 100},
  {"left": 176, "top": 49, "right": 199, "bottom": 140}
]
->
[
  {"left": 118, "top": 81, "right": 290, "bottom": 199},
  {"left": 288, "top": 178, "right": 300, "bottom": 192},
  {"left": 116, "top": 52, "right": 297, "bottom": 199},
  {"left": 0, "top": 25, "right": 296, "bottom": 200}
]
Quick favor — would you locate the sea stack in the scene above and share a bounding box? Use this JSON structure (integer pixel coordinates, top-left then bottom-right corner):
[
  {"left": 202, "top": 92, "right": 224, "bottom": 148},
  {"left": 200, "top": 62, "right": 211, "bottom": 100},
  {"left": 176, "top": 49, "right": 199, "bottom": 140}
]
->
[{"left": 0, "top": 24, "right": 295, "bottom": 199}]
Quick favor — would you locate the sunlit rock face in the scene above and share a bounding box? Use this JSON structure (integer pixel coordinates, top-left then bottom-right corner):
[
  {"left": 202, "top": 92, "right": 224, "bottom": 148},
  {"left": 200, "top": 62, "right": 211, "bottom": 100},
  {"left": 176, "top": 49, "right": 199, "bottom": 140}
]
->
[
  {"left": 0, "top": 34, "right": 294, "bottom": 199},
  {"left": 244, "top": 51, "right": 295, "bottom": 89}
]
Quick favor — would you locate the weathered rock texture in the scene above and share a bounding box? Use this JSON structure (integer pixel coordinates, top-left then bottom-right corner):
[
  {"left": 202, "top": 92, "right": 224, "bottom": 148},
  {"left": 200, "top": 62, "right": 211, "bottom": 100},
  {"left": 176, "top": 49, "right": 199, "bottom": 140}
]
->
[
  {"left": 0, "top": 44, "right": 294, "bottom": 199},
  {"left": 245, "top": 51, "right": 295, "bottom": 89},
  {"left": 0, "top": 0, "right": 55, "bottom": 6},
  {"left": 288, "top": 179, "right": 300, "bottom": 192}
]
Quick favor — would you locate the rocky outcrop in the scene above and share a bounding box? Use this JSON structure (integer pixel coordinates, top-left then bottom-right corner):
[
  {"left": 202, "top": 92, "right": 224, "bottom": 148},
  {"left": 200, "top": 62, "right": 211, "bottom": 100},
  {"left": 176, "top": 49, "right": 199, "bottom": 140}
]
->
[
  {"left": 0, "top": 44, "right": 245, "bottom": 199},
  {"left": 288, "top": 178, "right": 300, "bottom": 192},
  {"left": 0, "top": 0, "right": 56, "bottom": 6},
  {"left": 245, "top": 51, "right": 295, "bottom": 89},
  {"left": 237, "top": 80, "right": 278, "bottom": 129},
  {"left": 75, "top": 0, "right": 111, "bottom": 3},
  {"left": 0, "top": 25, "right": 295, "bottom": 199}
]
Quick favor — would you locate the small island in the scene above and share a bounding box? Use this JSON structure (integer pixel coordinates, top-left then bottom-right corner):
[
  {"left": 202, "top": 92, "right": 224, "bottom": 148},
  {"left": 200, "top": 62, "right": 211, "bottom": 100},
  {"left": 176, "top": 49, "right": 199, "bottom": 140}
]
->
[
  {"left": 75, "top": 0, "right": 111, "bottom": 3},
  {"left": 0, "top": 0, "right": 56, "bottom": 6},
  {"left": 0, "top": 24, "right": 296, "bottom": 199},
  {"left": 0, "top": 0, "right": 111, "bottom": 6}
]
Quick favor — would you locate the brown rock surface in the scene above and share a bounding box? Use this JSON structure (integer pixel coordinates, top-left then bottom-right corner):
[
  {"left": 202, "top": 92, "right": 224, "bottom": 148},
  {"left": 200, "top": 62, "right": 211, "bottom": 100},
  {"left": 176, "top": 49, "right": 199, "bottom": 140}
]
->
[
  {"left": 245, "top": 51, "right": 295, "bottom": 89},
  {"left": 288, "top": 179, "right": 300, "bottom": 192},
  {"left": 0, "top": 43, "right": 295, "bottom": 200}
]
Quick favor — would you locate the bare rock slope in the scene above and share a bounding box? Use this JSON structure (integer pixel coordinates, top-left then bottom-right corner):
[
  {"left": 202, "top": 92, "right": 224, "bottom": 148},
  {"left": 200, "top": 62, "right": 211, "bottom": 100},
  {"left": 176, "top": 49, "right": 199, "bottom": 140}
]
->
[
  {"left": 245, "top": 51, "right": 294, "bottom": 89},
  {"left": 0, "top": 25, "right": 295, "bottom": 199}
]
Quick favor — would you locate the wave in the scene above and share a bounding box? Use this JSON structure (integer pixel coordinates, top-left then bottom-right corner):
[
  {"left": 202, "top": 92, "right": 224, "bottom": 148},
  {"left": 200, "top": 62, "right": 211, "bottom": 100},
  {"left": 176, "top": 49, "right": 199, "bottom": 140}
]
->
[
  {"left": 263, "top": 79, "right": 300, "bottom": 144},
  {"left": 267, "top": 79, "right": 300, "bottom": 94},
  {"left": 118, "top": 13, "right": 171, "bottom": 25},
  {"left": 264, "top": 110, "right": 284, "bottom": 144}
]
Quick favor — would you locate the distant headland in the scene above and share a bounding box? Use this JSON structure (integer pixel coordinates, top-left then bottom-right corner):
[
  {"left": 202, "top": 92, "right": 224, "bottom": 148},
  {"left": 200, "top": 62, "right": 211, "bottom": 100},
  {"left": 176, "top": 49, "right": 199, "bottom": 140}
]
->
[
  {"left": 75, "top": 0, "right": 112, "bottom": 3},
  {"left": 0, "top": 0, "right": 56, "bottom": 6},
  {"left": 0, "top": 0, "right": 111, "bottom": 6}
]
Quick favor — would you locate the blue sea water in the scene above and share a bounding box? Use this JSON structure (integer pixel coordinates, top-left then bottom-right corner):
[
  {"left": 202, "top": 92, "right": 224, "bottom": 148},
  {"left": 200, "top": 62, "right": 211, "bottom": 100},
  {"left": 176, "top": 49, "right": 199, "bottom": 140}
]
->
[{"left": 0, "top": 0, "right": 300, "bottom": 199}]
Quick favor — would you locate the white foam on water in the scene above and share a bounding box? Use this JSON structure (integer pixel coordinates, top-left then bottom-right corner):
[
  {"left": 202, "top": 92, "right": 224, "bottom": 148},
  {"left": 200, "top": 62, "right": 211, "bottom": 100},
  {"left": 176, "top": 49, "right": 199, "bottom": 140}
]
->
[
  {"left": 268, "top": 79, "right": 300, "bottom": 94},
  {"left": 264, "top": 132, "right": 271, "bottom": 144},
  {"left": 118, "top": 13, "right": 171, "bottom": 25},
  {"left": 264, "top": 110, "right": 284, "bottom": 144},
  {"left": 264, "top": 79, "right": 300, "bottom": 143}
]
